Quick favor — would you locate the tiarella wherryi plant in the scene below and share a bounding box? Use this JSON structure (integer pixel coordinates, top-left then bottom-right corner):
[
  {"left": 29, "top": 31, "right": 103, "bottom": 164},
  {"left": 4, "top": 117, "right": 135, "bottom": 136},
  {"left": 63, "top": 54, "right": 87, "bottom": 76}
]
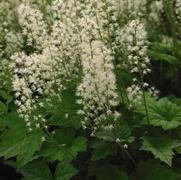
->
[{"left": 0, "top": 0, "right": 181, "bottom": 179}]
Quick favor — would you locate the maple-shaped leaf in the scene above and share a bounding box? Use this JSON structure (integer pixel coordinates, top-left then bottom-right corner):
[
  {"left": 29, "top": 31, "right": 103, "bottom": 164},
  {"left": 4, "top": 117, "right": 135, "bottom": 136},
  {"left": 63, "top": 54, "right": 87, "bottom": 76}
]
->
[
  {"left": 137, "top": 97, "right": 181, "bottom": 130},
  {"left": 140, "top": 136, "right": 180, "bottom": 166}
]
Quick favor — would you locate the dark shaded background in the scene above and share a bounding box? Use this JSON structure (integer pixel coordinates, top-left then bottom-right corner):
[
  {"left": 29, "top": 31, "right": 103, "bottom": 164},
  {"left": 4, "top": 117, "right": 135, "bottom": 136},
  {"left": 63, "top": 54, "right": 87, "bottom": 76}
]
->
[{"left": 0, "top": 159, "right": 21, "bottom": 180}]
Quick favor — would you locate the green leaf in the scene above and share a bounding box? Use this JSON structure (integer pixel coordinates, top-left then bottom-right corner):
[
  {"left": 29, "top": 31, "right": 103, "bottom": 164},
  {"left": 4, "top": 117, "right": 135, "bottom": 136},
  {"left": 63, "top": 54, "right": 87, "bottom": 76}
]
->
[
  {"left": 0, "top": 128, "right": 44, "bottom": 167},
  {"left": 150, "top": 42, "right": 173, "bottom": 54},
  {"left": 55, "top": 161, "right": 78, "bottom": 180},
  {"left": 0, "top": 90, "right": 9, "bottom": 100},
  {"left": 54, "top": 128, "right": 75, "bottom": 145},
  {"left": 0, "top": 90, "right": 13, "bottom": 103},
  {"left": 91, "top": 142, "right": 118, "bottom": 161},
  {"left": 21, "top": 160, "right": 53, "bottom": 180},
  {"left": 37, "top": 142, "right": 65, "bottom": 162},
  {"left": 135, "top": 159, "right": 181, "bottom": 180},
  {"left": 0, "top": 112, "right": 44, "bottom": 166},
  {"left": 140, "top": 136, "right": 180, "bottom": 166},
  {"left": 39, "top": 136, "right": 87, "bottom": 162},
  {"left": 137, "top": 97, "right": 181, "bottom": 130},
  {"left": 148, "top": 50, "right": 179, "bottom": 64},
  {"left": 16, "top": 131, "right": 44, "bottom": 167},
  {"left": 3, "top": 111, "right": 26, "bottom": 130},
  {"left": 69, "top": 136, "right": 87, "bottom": 157}
]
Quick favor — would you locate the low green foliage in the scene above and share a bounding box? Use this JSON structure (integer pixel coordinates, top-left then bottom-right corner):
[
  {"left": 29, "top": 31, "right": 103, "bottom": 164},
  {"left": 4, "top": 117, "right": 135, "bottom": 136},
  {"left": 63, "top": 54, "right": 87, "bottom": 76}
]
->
[
  {"left": 21, "top": 160, "right": 53, "bottom": 180},
  {"left": 141, "top": 136, "right": 180, "bottom": 166},
  {"left": 137, "top": 97, "right": 181, "bottom": 130},
  {"left": 55, "top": 161, "right": 78, "bottom": 180}
]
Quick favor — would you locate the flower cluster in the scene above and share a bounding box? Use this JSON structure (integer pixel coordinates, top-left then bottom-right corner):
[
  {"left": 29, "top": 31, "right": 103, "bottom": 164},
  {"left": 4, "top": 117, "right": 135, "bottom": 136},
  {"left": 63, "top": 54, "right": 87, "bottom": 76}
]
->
[
  {"left": 0, "top": 0, "right": 15, "bottom": 26},
  {"left": 80, "top": 0, "right": 117, "bottom": 43},
  {"left": 76, "top": 40, "right": 120, "bottom": 132},
  {"left": 12, "top": 52, "right": 43, "bottom": 131},
  {"left": 5, "top": 31, "right": 23, "bottom": 56},
  {"left": 0, "top": 0, "right": 19, "bottom": 48},
  {"left": 49, "top": 0, "right": 82, "bottom": 80},
  {"left": 17, "top": 2, "right": 48, "bottom": 50},
  {"left": 116, "top": 20, "right": 151, "bottom": 75},
  {"left": 116, "top": 19, "right": 158, "bottom": 106},
  {"left": 11, "top": 0, "right": 84, "bottom": 131},
  {"left": 126, "top": 84, "right": 143, "bottom": 106},
  {"left": 11, "top": 46, "right": 65, "bottom": 131}
]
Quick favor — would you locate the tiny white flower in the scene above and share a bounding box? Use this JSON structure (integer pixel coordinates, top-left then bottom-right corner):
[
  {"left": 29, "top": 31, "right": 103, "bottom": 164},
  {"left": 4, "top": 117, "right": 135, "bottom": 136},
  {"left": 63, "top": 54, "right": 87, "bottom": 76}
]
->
[{"left": 123, "top": 144, "right": 128, "bottom": 149}]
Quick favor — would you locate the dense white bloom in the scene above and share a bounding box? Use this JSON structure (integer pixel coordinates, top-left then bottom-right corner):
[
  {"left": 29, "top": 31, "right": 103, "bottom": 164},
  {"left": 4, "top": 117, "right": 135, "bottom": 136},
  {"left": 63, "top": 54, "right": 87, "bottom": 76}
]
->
[
  {"left": 11, "top": 49, "right": 63, "bottom": 131},
  {"left": 76, "top": 40, "right": 120, "bottom": 128},
  {"left": 5, "top": 32, "right": 23, "bottom": 55},
  {"left": 12, "top": 52, "right": 38, "bottom": 130},
  {"left": 0, "top": 0, "right": 20, "bottom": 46},
  {"left": 116, "top": 20, "right": 151, "bottom": 75},
  {"left": 17, "top": 2, "right": 48, "bottom": 50},
  {"left": 0, "top": 0, "right": 16, "bottom": 24},
  {"left": 80, "top": 0, "right": 116, "bottom": 43},
  {"left": 49, "top": 0, "right": 82, "bottom": 79},
  {"left": 51, "top": 0, "right": 78, "bottom": 21}
]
